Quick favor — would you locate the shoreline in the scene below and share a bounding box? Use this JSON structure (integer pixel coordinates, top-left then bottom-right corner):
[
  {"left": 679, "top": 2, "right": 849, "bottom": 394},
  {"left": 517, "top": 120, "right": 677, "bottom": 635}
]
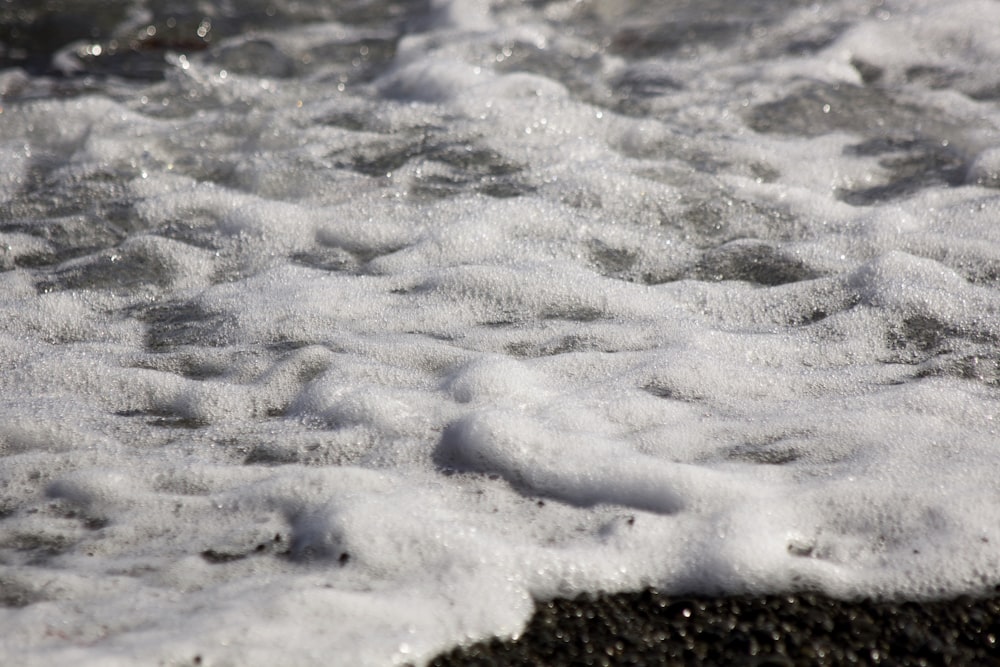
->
[{"left": 429, "top": 588, "right": 1000, "bottom": 666}]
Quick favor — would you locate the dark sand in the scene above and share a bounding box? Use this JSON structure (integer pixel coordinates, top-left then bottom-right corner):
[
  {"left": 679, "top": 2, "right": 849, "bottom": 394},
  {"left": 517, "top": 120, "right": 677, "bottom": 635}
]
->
[{"left": 429, "top": 588, "right": 1000, "bottom": 666}]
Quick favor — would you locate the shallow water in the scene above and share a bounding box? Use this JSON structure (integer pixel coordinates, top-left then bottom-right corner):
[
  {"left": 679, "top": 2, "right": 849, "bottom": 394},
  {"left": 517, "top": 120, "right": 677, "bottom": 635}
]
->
[{"left": 3, "top": 0, "right": 1000, "bottom": 664}]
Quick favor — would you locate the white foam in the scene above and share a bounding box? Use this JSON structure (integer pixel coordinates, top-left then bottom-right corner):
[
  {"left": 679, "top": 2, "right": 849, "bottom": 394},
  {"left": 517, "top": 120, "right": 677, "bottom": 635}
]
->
[{"left": 4, "top": 0, "right": 1000, "bottom": 664}]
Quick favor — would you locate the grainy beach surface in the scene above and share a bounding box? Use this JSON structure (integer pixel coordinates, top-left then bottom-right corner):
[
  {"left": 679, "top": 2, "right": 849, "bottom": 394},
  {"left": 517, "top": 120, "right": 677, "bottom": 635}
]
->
[{"left": 431, "top": 589, "right": 1000, "bottom": 666}]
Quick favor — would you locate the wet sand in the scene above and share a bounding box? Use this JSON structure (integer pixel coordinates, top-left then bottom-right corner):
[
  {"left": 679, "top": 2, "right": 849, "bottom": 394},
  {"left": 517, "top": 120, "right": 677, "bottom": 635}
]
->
[{"left": 429, "top": 588, "right": 1000, "bottom": 666}]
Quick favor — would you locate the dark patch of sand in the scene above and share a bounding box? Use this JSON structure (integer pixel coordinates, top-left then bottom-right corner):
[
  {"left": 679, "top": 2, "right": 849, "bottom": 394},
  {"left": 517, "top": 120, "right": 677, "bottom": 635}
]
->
[{"left": 429, "top": 589, "right": 1000, "bottom": 666}]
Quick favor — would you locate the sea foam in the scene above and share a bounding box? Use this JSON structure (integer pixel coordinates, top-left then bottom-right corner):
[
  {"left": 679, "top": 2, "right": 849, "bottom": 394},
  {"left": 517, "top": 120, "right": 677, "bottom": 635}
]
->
[{"left": 3, "top": 0, "right": 1000, "bottom": 664}]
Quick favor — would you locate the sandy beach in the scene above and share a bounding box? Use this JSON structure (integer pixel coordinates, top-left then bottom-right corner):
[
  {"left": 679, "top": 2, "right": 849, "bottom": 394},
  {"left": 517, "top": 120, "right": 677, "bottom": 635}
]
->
[{"left": 431, "top": 589, "right": 1000, "bottom": 666}]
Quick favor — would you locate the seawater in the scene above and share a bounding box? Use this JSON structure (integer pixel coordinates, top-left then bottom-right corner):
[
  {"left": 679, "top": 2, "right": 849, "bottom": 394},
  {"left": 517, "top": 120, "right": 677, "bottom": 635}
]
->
[{"left": 3, "top": 0, "right": 1000, "bottom": 664}]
